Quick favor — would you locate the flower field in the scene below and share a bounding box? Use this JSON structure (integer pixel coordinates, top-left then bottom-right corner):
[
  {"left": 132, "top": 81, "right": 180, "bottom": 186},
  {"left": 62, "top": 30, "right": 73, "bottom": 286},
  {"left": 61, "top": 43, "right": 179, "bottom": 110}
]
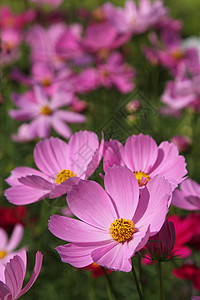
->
[{"left": 1, "top": 0, "right": 200, "bottom": 299}]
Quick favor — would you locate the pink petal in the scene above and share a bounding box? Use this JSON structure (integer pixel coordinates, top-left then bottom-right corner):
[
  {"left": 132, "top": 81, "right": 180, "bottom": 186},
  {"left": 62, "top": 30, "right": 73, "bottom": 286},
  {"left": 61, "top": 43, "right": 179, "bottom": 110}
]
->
[
  {"left": 51, "top": 116, "right": 72, "bottom": 139},
  {"left": 5, "top": 185, "right": 50, "bottom": 205},
  {"left": 172, "top": 189, "right": 199, "bottom": 210},
  {"left": 0, "top": 229, "right": 8, "bottom": 249},
  {"left": 19, "top": 175, "right": 55, "bottom": 191},
  {"left": 35, "top": 116, "right": 51, "bottom": 138},
  {"left": 33, "top": 85, "right": 47, "bottom": 105},
  {"left": 6, "top": 224, "right": 24, "bottom": 252},
  {"left": 0, "top": 264, "right": 5, "bottom": 282},
  {"left": 50, "top": 91, "right": 73, "bottom": 110},
  {"left": 84, "top": 133, "right": 104, "bottom": 179},
  {"left": 67, "top": 180, "right": 117, "bottom": 230},
  {"left": 49, "top": 177, "right": 80, "bottom": 199},
  {"left": 5, "top": 255, "right": 25, "bottom": 299},
  {"left": 5, "top": 167, "right": 48, "bottom": 186},
  {"left": 126, "top": 226, "right": 150, "bottom": 259},
  {"left": 134, "top": 175, "right": 171, "bottom": 235},
  {"left": 48, "top": 215, "right": 111, "bottom": 243},
  {"left": 68, "top": 131, "right": 100, "bottom": 176},
  {"left": 91, "top": 241, "right": 132, "bottom": 272},
  {"left": 54, "top": 110, "right": 86, "bottom": 123},
  {"left": 9, "top": 109, "right": 36, "bottom": 121},
  {"left": 103, "top": 139, "right": 124, "bottom": 172},
  {"left": 17, "top": 251, "right": 43, "bottom": 299},
  {"left": 34, "top": 137, "right": 69, "bottom": 177},
  {"left": 123, "top": 134, "right": 158, "bottom": 173},
  {"left": 150, "top": 141, "right": 187, "bottom": 189},
  {"left": 104, "top": 165, "right": 139, "bottom": 220},
  {"left": 56, "top": 243, "right": 106, "bottom": 268},
  {"left": 0, "top": 282, "right": 12, "bottom": 300}
]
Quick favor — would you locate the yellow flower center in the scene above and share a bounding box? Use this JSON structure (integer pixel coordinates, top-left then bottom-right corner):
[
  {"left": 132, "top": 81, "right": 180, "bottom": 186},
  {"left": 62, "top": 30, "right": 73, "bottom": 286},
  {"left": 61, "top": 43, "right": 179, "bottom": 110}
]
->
[
  {"left": 109, "top": 218, "right": 135, "bottom": 242},
  {"left": 0, "top": 250, "right": 6, "bottom": 259},
  {"left": 171, "top": 49, "right": 184, "bottom": 60},
  {"left": 134, "top": 171, "right": 150, "bottom": 187},
  {"left": 40, "top": 105, "right": 51, "bottom": 115},
  {"left": 40, "top": 78, "right": 51, "bottom": 87},
  {"left": 55, "top": 169, "right": 77, "bottom": 184}
]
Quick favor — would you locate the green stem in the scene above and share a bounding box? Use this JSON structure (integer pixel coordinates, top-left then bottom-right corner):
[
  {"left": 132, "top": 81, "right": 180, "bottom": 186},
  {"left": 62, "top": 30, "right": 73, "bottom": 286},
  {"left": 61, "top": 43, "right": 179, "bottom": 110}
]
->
[
  {"left": 101, "top": 267, "right": 117, "bottom": 300},
  {"left": 131, "top": 262, "right": 143, "bottom": 300},
  {"left": 137, "top": 255, "right": 145, "bottom": 299},
  {"left": 158, "top": 261, "right": 163, "bottom": 300}
]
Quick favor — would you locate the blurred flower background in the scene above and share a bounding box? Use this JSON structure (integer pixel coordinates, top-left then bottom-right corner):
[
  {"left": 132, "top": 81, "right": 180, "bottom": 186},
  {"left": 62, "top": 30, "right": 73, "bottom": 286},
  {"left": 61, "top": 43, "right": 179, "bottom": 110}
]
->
[{"left": 1, "top": 0, "right": 200, "bottom": 299}]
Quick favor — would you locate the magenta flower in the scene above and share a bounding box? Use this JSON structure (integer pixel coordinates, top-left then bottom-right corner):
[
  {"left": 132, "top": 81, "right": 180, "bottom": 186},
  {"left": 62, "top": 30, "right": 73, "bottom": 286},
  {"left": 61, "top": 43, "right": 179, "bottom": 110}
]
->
[
  {"left": 11, "top": 63, "right": 74, "bottom": 97},
  {"left": 0, "top": 6, "right": 35, "bottom": 29},
  {"left": 49, "top": 166, "right": 171, "bottom": 272},
  {"left": 83, "top": 21, "right": 131, "bottom": 53},
  {"left": 26, "top": 24, "right": 67, "bottom": 69},
  {"left": 0, "top": 250, "right": 43, "bottom": 300},
  {"left": 5, "top": 130, "right": 104, "bottom": 205},
  {"left": 161, "top": 68, "right": 200, "bottom": 113},
  {"left": 97, "top": 52, "right": 135, "bottom": 93},
  {"left": 170, "top": 135, "right": 191, "bottom": 153},
  {"left": 1, "top": 28, "right": 22, "bottom": 65},
  {"left": 103, "top": 0, "right": 167, "bottom": 35},
  {"left": 172, "top": 178, "right": 200, "bottom": 210},
  {"left": 145, "top": 219, "right": 175, "bottom": 261},
  {"left": 9, "top": 85, "right": 85, "bottom": 140},
  {"left": 103, "top": 134, "right": 187, "bottom": 190},
  {"left": 0, "top": 224, "right": 24, "bottom": 265}
]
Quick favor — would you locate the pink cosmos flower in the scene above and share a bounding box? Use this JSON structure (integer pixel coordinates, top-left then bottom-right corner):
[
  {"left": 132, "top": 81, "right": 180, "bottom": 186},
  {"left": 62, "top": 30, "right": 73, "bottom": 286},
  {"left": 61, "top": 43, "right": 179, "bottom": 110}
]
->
[
  {"left": 5, "top": 130, "right": 104, "bottom": 205},
  {"left": 103, "top": 134, "right": 187, "bottom": 190},
  {"left": 103, "top": 0, "right": 167, "bottom": 35},
  {"left": 83, "top": 21, "right": 131, "bottom": 53},
  {"left": 161, "top": 67, "right": 200, "bottom": 113},
  {"left": 170, "top": 135, "right": 191, "bottom": 153},
  {"left": 0, "top": 224, "right": 24, "bottom": 265},
  {"left": 0, "top": 6, "right": 35, "bottom": 29},
  {"left": 29, "top": 0, "right": 63, "bottom": 8},
  {"left": 49, "top": 165, "right": 171, "bottom": 272},
  {"left": 11, "top": 63, "right": 74, "bottom": 97},
  {"left": 172, "top": 178, "right": 200, "bottom": 210},
  {"left": 9, "top": 85, "right": 85, "bottom": 140},
  {"left": 26, "top": 24, "right": 67, "bottom": 69},
  {"left": 1, "top": 28, "right": 22, "bottom": 65},
  {"left": 0, "top": 250, "right": 43, "bottom": 300},
  {"left": 97, "top": 52, "right": 135, "bottom": 93}
]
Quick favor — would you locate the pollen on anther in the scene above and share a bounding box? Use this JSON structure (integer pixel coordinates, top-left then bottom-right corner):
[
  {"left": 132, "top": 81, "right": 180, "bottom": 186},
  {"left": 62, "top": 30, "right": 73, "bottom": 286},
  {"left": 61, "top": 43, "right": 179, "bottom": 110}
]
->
[{"left": 109, "top": 218, "right": 135, "bottom": 242}]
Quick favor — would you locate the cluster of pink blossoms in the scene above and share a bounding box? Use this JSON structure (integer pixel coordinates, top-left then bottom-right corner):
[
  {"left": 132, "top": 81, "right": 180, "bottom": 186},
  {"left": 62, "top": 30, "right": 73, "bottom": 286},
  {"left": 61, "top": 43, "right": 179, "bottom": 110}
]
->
[
  {"left": 4, "top": 131, "right": 189, "bottom": 273},
  {"left": 1, "top": 0, "right": 173, "bottom": 142}
]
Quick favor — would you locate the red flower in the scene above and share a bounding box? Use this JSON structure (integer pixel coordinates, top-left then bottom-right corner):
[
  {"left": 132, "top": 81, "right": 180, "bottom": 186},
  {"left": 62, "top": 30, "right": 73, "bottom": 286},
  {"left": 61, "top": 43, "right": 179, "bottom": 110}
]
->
[{"left": 0, "top": 206, "right": 26, "bottom": 231}]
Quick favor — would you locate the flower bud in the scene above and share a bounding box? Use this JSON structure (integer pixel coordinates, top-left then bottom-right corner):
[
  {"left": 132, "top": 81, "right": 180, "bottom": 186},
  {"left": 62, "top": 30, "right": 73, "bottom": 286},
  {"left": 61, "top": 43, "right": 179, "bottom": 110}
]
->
[{"left": 145, "top": 220, "right": 175, "bottom": 261}]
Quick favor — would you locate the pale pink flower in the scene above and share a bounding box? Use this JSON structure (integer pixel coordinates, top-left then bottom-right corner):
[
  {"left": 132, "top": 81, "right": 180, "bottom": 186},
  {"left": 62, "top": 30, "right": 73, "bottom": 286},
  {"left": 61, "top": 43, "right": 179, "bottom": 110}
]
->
[
  {"left": 0, "top": 224, "right": 24, "bottom": 265},
  {"left": 161, "top": 67, "right": 200, "bottom": 113},
  {"left": 11, "top": 63, "right": 74, "bottom": 97},
  {"left": 26, "top": 24, "right": 67, "bottom": 69},
  {"left": 103, "top": 0, "right": 167, "bottom": 35},
  {"left": 83, "top": 21, "right": 131, "bottom": 53},
  {"left": 5, "top": 131, "right": 104, "bottom": 205},
  {"left": 49, "top": 166, "right": 171, "bottom": 272},
  {"left": 172, "top": 178, "right": 200, "bottom": 210},
  {"left": 1, "top": 28, "right": 22, "bottom": 65},
  {"left": 9, "top": 85, "right": 85, "bottom": 140},
  {"left": 97, "top": 52, "right": 135, "bottom": 93},
  {"left": 103, "top": 134, "right": 187, "bottom": 190},
  {"left": 0, "top": 250, "right": 43, "bottom": 300},
  {"left": 170, "top": 135, "right": 191, "bottom": 153}
]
